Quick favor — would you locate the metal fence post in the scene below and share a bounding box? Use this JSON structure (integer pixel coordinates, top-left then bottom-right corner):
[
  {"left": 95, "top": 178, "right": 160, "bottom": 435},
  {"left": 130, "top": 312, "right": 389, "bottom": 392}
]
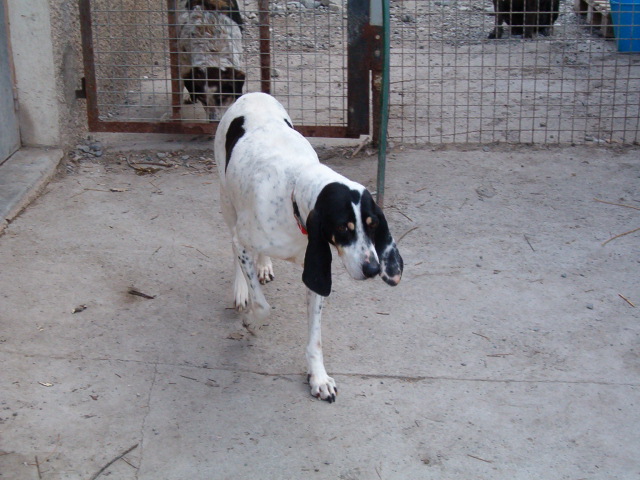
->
[{"left": 371, "top": 0, "right": 389, "bottom": 207}]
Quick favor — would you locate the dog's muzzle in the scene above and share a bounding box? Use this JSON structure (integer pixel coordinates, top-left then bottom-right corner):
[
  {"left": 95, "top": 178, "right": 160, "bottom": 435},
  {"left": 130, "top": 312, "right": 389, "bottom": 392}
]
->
[{"left": 362, "top": 259, "right": 381, "bottom": 279}]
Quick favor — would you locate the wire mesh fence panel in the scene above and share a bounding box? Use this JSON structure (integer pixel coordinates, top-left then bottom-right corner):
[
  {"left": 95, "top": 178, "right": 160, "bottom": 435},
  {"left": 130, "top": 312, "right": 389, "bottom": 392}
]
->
[
  {"left": 264, "top": 0, "right": 349, "bottom": 127},
  {"left": 388, "top": 0, "right": 640, "bottom": 145},
  {"left": 83, "top": 0, "right": 639, "bottom": 143},
  {"left": 83, "top": 0, "right": 350, "bottom": 133},
  {"left": 88, "top": 0, "right": 173, "bottom": 122}
]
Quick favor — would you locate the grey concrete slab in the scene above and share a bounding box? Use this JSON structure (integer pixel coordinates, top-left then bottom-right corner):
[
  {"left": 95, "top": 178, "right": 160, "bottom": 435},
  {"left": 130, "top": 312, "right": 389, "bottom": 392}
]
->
[
  {"left": 0, "top": 144, "right": 639, "bottom": 479},
  {"left": 0, "top": 148, "right": 63, "bottom": 233}
]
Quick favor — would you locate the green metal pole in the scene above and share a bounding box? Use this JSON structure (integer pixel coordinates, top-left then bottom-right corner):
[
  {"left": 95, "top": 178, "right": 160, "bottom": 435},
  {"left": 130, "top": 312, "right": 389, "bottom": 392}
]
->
[{"left": 376, "top": 0, "right": 390, "bottom": 207}]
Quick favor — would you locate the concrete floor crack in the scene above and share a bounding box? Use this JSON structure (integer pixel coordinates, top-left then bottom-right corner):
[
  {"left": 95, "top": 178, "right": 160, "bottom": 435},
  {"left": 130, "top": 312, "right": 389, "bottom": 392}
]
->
[{"left": 135, "top": 360, "right": 159, "bottom": 479}]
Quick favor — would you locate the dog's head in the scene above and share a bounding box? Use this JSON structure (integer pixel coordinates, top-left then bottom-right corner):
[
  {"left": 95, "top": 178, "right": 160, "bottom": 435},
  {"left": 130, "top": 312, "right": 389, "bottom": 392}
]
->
[
  {"left": 182, "top": 67, "right": 245, "bottom": 120},
  {"left": 302, "top": 182, "right": 403, "bottom": 297}
]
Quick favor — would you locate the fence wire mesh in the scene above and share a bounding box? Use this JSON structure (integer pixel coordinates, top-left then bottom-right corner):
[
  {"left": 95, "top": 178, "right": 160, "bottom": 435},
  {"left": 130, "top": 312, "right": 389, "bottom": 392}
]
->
[
  {"left": 389, "top": 0, "right": 640, "bottom": 144},
  {"left": 86, "top": 0, "right": 348, "bottom": 129},
  {"left": 84, "top": 0, "right": 640, "bottom": 144}
]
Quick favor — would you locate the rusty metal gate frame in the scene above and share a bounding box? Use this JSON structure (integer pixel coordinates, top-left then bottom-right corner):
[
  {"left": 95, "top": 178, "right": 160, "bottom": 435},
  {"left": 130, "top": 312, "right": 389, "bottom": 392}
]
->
[{"left": 79, "top": 0, "right": 381, "bottom": 138}]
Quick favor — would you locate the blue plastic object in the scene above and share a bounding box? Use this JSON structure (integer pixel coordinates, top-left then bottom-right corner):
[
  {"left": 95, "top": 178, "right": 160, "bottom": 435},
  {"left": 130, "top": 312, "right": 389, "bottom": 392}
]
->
[{"left": 610, "top": 0, "right": 640, "bottom": 53}]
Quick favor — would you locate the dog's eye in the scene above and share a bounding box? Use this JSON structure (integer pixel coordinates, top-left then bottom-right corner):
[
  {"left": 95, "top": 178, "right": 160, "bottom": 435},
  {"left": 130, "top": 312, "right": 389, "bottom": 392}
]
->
[
  {"left": 336, "top": 224, "right": 348, "bottom": 233},
  {"left": 366, "top": 217, "right": 379, "bottom": 229}
]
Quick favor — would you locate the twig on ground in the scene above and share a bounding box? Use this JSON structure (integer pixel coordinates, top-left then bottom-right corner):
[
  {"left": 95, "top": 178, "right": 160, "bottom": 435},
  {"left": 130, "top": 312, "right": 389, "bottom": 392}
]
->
[
  {"left": 619, "top": 294, "right": 636, "bottom": 307},
  {"left": 375, "top": 464, "right": 383, "bottom": 479},
  {"left": 594, "top": 198, "right": 640, "bottom": 211},
  {"left": 84, "top": 188, "right": 112, "bottom": 193},
  {"left": 351, "top": 136, "right": 370, "bottom": 157},
  {"left": 594, "top": 198, "right": 639, "bottom": 246},
  {"left": 524, "top": 234, "right": 535, "bottom": 252},
  {"left": 35, "top": 456, "right": 42, "bottom": 480},
  {"left": 127, "top": 288, "right": 156, "bottom": 300},
  {"left": 134, "top": 160, "right": 175, "bottom": 168},
  {"left": 387, "top": 205, "right": 414, "bottom": 222},
  {"left": 183, "top": 244, "right": 211, "bottom": 259},
  {"left": 89, "top": 444, "right": 139, "bottom": 480},
  {"left": 119, "top": 456, "right": 137, "bottom": 469},
  {"left": 125, "top": 156, "right": 158, "bottom": 175},
  {"left": 397, "top": 226, "right": 418, "bottom": 243},
  {"left": 149, "top": 180, "right": 163, "bottom": 193},
  {"left": 602, "top": 227, "right": 640, "bottom": 246},
  {"left": 472, "top": 332, "right": 491, "bottom": 342},
  {"left": 467, "top": 454, "right": 493, "bottom": 463}
]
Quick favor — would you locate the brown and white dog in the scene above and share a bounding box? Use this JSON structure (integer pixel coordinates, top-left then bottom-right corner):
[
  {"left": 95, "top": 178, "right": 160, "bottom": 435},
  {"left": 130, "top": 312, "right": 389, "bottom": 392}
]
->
[{"left": 177, "top": 0, "right": 245, "bottom": 121}]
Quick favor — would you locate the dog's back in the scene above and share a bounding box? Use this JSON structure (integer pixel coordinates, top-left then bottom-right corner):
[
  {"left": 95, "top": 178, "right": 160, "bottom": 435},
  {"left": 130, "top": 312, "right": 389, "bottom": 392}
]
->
[
  {"left": 215, "top": 93, "right": 318, "bottom": 186},
  {"left": 214, "top": 93, "right": 322, "bottom": 257},
  {"left": 216, "top": 92, "right": 292, "bottom": 137}
]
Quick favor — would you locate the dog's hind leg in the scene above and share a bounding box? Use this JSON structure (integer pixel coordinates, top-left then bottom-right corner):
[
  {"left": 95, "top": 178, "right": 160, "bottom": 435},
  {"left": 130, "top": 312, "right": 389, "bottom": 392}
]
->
[
  {"left": 256, "top": 254, "right": 274, "bottom": 284},
  {"left": 306, "top": 290, "right": 337, "bottom": 403},
  {"left": 220, "top": 188, "right": 255, "bottom": 311},
  {"left": 232, "top": 237, "right": 270, "bottom": 320}
]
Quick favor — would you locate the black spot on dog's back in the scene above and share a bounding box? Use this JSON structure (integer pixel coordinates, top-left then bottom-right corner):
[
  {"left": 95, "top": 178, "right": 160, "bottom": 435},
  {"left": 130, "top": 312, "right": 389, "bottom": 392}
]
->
[
  {"left": 284, "top": 118, "right": 293, "bottom": 129},
  {"left": 225, "top": 115, "right": 245, "bottom": 170}
]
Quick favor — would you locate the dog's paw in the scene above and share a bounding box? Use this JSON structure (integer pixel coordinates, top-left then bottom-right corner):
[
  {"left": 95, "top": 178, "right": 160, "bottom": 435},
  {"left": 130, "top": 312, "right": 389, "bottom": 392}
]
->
[
  {"left": 234, "top": 277, "right": 249, "bottom": 312},
  {"left": 308, "top": 373, "right": 337, "bottom": 403},
  {"left": 257, "top": 255, "right": 275, "bottom": 285},
  {"left": 234, "top": 298, "right": 248, "bottom": 312},
  {"left": 258, "top": 268, "right": 275, "bottom": 285}
]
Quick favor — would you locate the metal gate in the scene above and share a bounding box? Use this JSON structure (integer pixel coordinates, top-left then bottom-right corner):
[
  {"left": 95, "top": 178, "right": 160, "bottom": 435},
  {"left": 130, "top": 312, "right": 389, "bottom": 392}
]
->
[{"left": 79, "top": 0, "right": 381, "bottom": 138}]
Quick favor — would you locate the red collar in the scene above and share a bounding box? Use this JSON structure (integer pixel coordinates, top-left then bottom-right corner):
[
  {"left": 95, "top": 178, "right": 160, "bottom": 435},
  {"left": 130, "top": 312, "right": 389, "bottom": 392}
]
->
[{"left": 292, "top": 195, "right": 308, "bottom": 236}]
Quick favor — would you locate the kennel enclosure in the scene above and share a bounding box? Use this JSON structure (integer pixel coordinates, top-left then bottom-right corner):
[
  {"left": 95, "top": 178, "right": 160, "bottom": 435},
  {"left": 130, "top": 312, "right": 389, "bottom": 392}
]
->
[{"left": 79, "top": 0, "right": 640, "bottom": 145}]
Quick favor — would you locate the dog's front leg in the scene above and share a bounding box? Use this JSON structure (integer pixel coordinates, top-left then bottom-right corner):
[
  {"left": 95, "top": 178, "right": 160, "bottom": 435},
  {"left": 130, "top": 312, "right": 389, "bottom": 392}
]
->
[
  {"left": 306, "top": 290, "right": 337, "bottom": 403},
  {"left": 231, "top": 237, "right": 270, "bottom": 320}
]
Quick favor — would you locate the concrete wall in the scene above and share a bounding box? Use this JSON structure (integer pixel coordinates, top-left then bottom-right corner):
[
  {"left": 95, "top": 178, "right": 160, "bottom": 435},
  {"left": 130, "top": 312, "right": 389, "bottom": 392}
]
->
[
  {"left": 49, "top": 0, "right": 87, "bottom": 148},
  {"left": 6, "top": 0, "right": 152, "bottom": 149},
  {"left": 7, "top": 0, "right": 61, "bottom": 147}
]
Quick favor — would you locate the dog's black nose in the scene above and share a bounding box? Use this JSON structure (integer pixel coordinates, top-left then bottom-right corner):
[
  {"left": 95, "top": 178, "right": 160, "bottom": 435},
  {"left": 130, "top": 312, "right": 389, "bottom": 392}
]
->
[{"left": 362, "top": 261, "right": 381, "bottom": 278}]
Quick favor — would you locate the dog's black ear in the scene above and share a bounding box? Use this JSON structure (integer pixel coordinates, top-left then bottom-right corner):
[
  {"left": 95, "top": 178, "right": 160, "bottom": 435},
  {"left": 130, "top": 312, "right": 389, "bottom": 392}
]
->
[
  {"left": 373, "top": 204, "right": 404, "bottom": 286},
  {"left": 302, "top": 209, "right": 332, "bottom": 297}
]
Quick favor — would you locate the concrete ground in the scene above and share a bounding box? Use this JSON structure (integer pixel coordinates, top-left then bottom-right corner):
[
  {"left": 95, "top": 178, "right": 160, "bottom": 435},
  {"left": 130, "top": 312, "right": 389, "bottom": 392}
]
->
[{"left": 1, "top": 140, "right": 639, "bottom": 479}]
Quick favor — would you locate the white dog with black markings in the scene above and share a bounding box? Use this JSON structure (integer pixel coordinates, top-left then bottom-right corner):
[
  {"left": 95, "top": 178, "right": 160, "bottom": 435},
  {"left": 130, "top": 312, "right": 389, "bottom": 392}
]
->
[{"left": 214, "top": 92, "right": 403, "bottom": 402}]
